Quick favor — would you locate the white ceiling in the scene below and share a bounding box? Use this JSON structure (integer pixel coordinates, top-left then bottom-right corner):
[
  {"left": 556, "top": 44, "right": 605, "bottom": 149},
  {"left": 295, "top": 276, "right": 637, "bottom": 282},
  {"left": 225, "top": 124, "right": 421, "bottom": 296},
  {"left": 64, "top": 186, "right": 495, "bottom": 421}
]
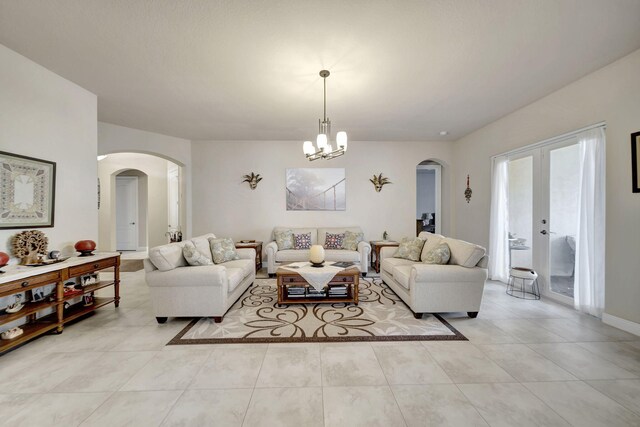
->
[{"left": 1, "top": 1, "right": 640, "bottom": 142}]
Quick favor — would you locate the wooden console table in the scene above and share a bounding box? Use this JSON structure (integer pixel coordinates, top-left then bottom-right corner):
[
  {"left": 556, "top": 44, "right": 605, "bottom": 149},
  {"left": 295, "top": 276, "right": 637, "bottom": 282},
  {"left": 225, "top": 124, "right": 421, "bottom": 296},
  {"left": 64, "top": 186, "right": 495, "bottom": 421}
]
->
[{"left": 0, "top": 252, "right": 120, "bottom": 354}]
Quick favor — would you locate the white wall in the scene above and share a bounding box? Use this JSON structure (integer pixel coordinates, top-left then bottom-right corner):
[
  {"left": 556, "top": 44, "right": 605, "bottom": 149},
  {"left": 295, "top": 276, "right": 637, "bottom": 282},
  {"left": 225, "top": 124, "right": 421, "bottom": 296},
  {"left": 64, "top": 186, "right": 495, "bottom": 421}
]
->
[
  {"left": 98, "top": 153, "right": 170, "bottom": 251},
  {"left": 191, "top": 140, "right": 453, "bottom": 250},
  {"left": 98, "top": 122, "right": 191, "bottom": 238},
  {"left": 0, "top": 44, "right": 97, "bottom": 259},
  {"left": 452, "top": 48, "right": 640, "bottom": 325}
]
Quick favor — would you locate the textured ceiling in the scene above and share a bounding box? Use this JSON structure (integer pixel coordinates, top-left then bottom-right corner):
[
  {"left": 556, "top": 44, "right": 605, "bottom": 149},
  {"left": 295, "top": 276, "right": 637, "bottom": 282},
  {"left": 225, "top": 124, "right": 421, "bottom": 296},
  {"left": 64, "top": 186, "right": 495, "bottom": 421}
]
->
[{"left": 1, "top": 0, "right": 640, "bottom": 141}]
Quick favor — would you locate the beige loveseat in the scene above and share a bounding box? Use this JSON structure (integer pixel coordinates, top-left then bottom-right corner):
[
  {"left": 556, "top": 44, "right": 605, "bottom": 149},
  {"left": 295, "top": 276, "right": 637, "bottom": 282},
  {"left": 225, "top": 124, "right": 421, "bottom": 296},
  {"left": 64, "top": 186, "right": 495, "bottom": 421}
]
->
[
  {"left": 380, "top": 232, "right": 488, "bottom": 318},
  {"left": 144, "top": 233, "right": 256, "bottom": 323},
  {"left": 266, "top": 227, "right": 371, "bottom": 276}
]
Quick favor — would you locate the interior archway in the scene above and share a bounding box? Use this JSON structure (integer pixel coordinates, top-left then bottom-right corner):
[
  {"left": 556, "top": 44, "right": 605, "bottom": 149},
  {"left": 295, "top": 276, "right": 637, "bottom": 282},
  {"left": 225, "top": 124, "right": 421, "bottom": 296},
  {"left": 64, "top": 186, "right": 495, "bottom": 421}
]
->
[
  {"left": 98, "top": 153, "right": 184, "bottom": 252},
  {"left": 416, "top": 159, "right": 444, "bottom": 236}
]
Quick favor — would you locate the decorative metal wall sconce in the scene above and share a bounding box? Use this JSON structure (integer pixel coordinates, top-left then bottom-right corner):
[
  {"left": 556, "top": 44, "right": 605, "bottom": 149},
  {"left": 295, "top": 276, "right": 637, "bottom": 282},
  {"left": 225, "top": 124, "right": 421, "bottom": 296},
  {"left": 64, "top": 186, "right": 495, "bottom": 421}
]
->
[
  {"left": 370, "top": 173, "right": 392, "bottom": 192},
  {"left": 242, "top": 172, "right": 262, "bottom": 190},
  {"left": 464, "top": 174, "right": 472, "bottom": 203}
]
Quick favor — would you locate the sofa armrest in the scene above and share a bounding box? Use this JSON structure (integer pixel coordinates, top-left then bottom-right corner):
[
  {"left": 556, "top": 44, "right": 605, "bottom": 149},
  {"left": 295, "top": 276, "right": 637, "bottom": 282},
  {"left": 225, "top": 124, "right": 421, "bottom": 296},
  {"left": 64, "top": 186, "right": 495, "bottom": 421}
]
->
[
  {"left": 357, "top": 241, "right": 371, "bottom": 255},
  {"left": 379, "top": 246, "right": 397, "bottom": 260},
  {"left": 265, "top": 241, "right": 278, "bottom": 256},
  {"left": 143, "top": 258, "right": 157, "bottom": 273},
  {"left": 411, "top": 264, "right": 488, "bottom": 283},
  {"left": 145, "top": 264, "right": 229, "bottom": 288},
  {"left": 356, "top": 241, "right": 372, "bottom": 273},
  {"left": 236, "top": 248, "right": 256, "bottom": 261},
  {"left": 266, "top": 241, "right": 279, "bottom": 274}
]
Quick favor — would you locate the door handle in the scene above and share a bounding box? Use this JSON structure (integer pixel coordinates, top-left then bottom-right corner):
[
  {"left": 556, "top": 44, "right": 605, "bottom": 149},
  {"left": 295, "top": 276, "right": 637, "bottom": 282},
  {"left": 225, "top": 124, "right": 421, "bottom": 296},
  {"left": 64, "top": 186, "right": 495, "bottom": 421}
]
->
[
  {"left": 130, "top": 222, "right": 136, "bottom": 225},
  {"left": 540, "top": 230, "right": 548, "bottom": 235}
]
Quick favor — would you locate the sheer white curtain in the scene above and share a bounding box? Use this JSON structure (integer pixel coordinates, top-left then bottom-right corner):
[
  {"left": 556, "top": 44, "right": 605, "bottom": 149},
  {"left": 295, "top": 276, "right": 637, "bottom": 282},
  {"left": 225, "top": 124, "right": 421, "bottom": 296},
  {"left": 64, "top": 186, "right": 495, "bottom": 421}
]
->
[
  {"left": 489, "top": 156, "right": 510, "bottom": 283},
  {"left": 574, "top": 128, "right": 606, "bottom": 317}
]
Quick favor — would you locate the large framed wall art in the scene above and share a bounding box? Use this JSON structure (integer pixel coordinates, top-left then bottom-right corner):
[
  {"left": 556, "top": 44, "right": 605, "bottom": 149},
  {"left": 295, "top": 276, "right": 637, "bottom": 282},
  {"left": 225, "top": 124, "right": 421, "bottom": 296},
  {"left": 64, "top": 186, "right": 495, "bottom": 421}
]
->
[
  {"left": 286, "top": 168, "right": 345, "bottom": 211},
  {"left": 0, "top": 151, "right": 56, "bottom": 229}
]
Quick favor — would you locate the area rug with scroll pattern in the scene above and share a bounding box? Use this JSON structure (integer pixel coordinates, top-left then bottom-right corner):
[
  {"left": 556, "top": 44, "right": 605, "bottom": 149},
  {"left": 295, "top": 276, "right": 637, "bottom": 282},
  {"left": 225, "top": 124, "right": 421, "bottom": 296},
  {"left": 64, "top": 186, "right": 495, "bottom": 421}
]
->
[{"left": 168, "top": 277, "right": 466, "bottom": 344}]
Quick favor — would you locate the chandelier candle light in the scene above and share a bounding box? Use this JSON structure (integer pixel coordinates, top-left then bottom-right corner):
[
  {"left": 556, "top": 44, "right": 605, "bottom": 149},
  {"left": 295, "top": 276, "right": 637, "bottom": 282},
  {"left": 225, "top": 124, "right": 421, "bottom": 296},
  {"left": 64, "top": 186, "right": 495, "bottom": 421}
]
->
[{"left": 303, "top": 70, "right": 348, "bottom": 161}]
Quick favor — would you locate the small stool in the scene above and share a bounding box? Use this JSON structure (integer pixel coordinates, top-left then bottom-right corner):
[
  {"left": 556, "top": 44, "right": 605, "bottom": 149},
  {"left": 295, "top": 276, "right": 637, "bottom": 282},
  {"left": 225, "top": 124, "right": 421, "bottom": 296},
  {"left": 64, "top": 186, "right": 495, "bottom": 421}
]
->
[{"left": 507, "top": 267, "right": 540, "bottom": 300}]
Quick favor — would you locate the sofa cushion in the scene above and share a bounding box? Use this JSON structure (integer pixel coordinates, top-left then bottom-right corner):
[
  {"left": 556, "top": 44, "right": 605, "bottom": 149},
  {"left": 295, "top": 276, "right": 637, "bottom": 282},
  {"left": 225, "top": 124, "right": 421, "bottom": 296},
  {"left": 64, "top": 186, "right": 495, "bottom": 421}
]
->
[
  {"left": 145, "top": 264, "right": 227, "bottom": 287},
  {"left": 209, "top": 237, "right": 240, "bottom": 264},
  {"left": 443, "top": 238, "right": 486, "bottom": 268},
  {"left": 323, "top": 232, "right": 345, "bottom": 249},
  {"left": 274, "top": 249, "right": 360, "bottom": 263},
  {"left": 220, "top": 258, "right": 254, "bottom": 277},
  {"left": 274, "top": 229, "right": 294, "bottom": 250},
  {"left": 293, "top": 232, "right": 312, "bottom": 250},
  {"left": 423, "top": 243, "right": 451, "bottom": 265},
  {"left": 394, "top": 237, "right": 425, "bottom": 261},
  {"left": 317, "top": 227, "right": 362, "bottom": 247},
  {"left": 226, "top": 267, "right": 245, "bottom": 293},
  {"left": 148, "top": 242, "right": 187, "bottom": 272},
  {"left": 275, "top": 249, "right": 310, "bottom": 262},
  {"left": 419, "top": 233, "right": 445, "bottom": 261},
  {"left": 182, "top": 241, "right": 214, "bottom": 266},
  {"left": 324, "top": 250, "right": 360, "bottom": 262},
  {"left": 190, "top": 233, "right": 216, "bottom": 262},
  {"left": 342, "top": 230, "right": 364, "bottom": 251},
  {"left": 381, "top": 257, "right": 415, "bottom": 275},
  {"left": 392, "top": 265, "right": 412, "bottom": 290}
]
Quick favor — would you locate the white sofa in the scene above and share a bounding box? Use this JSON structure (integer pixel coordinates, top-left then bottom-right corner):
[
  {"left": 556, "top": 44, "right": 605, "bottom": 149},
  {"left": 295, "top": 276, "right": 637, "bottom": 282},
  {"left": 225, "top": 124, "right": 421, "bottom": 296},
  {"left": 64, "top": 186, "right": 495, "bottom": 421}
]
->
[
  {"left": 144, "top": 233, "right": 256, "bottom": 323},
  {"left": 266, "top": 227, "right": 371, "bottom": 276},
  {"left": 380, "top": 232, "right": 488, "bottom": 318}
]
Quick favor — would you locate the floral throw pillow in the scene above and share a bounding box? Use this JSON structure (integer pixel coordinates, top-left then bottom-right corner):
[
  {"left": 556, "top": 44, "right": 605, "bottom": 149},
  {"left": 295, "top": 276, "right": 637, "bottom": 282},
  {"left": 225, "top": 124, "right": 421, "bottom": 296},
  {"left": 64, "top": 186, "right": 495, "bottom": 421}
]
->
[
  {"left": 274, "top": 229, "right": 294, "bottom": 250},
  {"left": 182, "top": 241, "right": 213, "bottom": 266},
  {"left": 294, "top": 232, "right": 312, "bottom": 250},
  {"left": 393, "top": 237, "right": 426, "bottom": 261},
  {"left": 341, "top": 231, "right": 364, "bottom": 251},
  {"left": 423, "top": 242, "right": 451, "bottom": 265},
  {"left": 208, "top": 237, "right": 240, "bottom": 264},
  {"left": 324, "top": 232, "right": 345, "bottom": 249}
]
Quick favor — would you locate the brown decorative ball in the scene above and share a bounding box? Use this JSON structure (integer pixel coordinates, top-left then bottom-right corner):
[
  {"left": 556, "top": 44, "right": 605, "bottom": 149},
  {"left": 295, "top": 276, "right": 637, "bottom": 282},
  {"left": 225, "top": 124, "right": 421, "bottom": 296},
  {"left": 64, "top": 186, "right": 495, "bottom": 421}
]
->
[
  {"left": 0, "top": 251, "right": 9, "bottom": 267},
  {"left": 75, "top": 240, "right": 97, "bottom": 256}
]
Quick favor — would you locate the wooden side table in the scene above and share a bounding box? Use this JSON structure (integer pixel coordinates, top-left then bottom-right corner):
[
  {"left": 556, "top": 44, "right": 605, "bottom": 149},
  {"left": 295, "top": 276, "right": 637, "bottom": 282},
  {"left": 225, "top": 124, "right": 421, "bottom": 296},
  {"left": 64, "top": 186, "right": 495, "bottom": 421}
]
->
[
  {"left": 369, "top": 240, "right": 399, "bottom": 273},
  {"left": 235, "top": 241, "right": 263, "bottom": 272}
]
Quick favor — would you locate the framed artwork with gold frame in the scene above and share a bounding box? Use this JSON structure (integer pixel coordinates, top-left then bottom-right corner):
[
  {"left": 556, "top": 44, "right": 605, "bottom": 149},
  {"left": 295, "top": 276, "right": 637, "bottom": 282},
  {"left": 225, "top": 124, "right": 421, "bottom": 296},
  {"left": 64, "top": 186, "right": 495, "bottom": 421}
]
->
[{"left": 0, "top": 151, "right": 56, "bottom": 229}]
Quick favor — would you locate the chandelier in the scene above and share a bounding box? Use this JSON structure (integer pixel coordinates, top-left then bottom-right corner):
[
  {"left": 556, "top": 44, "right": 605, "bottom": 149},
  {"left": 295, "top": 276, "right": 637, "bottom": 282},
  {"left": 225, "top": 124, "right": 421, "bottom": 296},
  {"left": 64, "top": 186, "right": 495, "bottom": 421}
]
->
[{"left": 303, "top": 70, "right": 348, "bottom": 161}]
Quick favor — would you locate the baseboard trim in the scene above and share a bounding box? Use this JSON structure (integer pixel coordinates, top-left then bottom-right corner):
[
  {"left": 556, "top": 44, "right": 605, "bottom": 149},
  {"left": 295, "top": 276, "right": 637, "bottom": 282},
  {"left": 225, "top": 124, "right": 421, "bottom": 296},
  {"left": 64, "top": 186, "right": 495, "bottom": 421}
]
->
[{"left": 602, "top": 313, "right": 640, "bottom": 337}]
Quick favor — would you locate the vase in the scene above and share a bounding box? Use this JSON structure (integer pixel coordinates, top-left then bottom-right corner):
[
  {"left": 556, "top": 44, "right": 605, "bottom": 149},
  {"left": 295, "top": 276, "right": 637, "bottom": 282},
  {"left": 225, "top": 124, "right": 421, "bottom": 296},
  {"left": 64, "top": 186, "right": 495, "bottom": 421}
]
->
[
  {"left": 75, "top": 240, "right": 96, "bottom": 256},
  {"left": 309, "top": 245, "right": 325, "bottom": 267}
]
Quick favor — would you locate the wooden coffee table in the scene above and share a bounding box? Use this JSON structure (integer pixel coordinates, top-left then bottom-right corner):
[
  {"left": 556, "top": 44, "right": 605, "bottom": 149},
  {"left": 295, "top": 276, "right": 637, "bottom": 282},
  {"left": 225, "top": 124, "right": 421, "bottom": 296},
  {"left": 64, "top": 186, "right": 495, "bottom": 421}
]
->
[{"left": 276, "top": 266, "right": 359, "bottom": 305}]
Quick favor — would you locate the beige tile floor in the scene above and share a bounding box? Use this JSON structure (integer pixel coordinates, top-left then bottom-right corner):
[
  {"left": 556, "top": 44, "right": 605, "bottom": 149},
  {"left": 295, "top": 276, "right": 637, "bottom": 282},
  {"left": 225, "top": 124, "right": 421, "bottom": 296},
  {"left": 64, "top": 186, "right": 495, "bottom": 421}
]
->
[{"left": 0, "top": 270, "right": 639, "bottom": 426}]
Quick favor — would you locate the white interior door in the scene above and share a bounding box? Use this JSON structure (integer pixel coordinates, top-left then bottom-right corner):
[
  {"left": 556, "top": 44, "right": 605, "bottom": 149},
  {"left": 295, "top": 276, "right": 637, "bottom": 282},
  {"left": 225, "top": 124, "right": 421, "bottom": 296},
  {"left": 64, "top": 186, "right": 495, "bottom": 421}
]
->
[
  {"left": 116, "top": 176, "right": 138, "bottom": 251},
  {"left": 168, "top": 168, "right": 180, "bottom": 231}
]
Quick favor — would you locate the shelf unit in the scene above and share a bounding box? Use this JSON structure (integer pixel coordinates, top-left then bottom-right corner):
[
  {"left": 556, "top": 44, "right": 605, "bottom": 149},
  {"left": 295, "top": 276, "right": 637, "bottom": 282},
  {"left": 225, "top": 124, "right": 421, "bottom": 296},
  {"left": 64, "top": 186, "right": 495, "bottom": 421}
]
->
[{"left": 0, "top": 253, "right": 120, "bottom": 354}]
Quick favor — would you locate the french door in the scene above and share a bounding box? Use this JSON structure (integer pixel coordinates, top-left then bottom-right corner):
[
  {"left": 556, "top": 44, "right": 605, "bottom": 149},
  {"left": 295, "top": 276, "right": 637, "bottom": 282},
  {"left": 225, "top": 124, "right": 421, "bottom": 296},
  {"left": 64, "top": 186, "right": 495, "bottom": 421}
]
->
[{"left": 507, "top": 137, "right": 580, "bottom": 305}]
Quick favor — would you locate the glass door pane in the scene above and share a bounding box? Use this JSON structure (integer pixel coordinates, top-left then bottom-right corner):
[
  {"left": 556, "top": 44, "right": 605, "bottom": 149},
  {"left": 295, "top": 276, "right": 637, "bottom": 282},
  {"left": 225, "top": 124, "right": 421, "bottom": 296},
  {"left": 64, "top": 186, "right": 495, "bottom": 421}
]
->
[
  {"left": 507, "top": 155, "right": 534, "bottom": 269},
  {"left": 547, "top": 143, "right": 580, "bottom": 298}
]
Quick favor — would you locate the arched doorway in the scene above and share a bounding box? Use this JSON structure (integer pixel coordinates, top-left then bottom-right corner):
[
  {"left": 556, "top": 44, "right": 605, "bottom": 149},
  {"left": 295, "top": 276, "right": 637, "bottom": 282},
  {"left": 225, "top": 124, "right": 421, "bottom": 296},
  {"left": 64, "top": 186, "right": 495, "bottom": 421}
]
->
[
  {"left": 98, "top": 153, "right": 184, "bottom": 252},
  {"left": 416, "top": 160, "right": 443, "bottom": 236}
]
